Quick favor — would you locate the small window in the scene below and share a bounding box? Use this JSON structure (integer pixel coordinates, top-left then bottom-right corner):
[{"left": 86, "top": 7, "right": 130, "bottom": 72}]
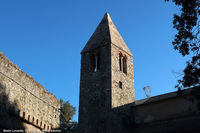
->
[
  {"left": 44, "top": 124, "right": 46, "bottom": 129},
  {"left": 36, "top": 119, "right": 38, "bottom": 125},
  {"left": 23, "top": 112, "right": 25, "bottom": 118},
  {"left": 47, "top": 126, "right": 49, "bottom": 130},
  {"left": 55, "top": 115, "right": 56, "bottom": 118},
  {"left": 28, "top": 115, "right": 30, "bottom": 121},
  {"left": 32, "top": 117, "right": 34, "bottom": 123},
  {"left": 40, "top": 121, "right": 42, "bottom": 127},
  {"left": 91, "top": 53, "right": 100, "bottom": 72},
  {"left": 119, "top": 81, "right": 122, "bottom": 88}
]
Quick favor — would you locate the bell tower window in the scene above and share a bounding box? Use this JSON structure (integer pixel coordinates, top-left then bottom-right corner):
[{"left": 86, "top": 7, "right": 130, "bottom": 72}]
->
[
  {"left": 119, "top": 53, "right": 123, "bottom": 71},
  {"left": 91, "top": 53, "right": 100, "bottom": 72},
  {"left": 123, "top": 55, "right": 127, "bottom": 73}
]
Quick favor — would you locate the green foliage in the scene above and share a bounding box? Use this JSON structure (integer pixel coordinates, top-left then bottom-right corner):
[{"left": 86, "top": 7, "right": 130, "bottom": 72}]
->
[
  {"left": 166, "top": 0, "right": 200, "bottom": 89},
  {"left": 59, "top": 98, "right": 77, "bottom": 133},
  {"left": 60, "top": 99, "right": 76, "bottom": 122}
]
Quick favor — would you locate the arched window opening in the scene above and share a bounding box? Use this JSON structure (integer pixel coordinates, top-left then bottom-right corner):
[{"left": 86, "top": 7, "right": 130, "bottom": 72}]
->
[
  {"left": 91, "top": 53, "right": 100, "bottom": 72},
  {"left": 40, "top": 121, "right": 42, "bottom": 127},
  {"left": 36, "top": 119, "right": 38, "bottom": 125},
  {"left": 123, "top": 56, "right": 127, "bottom": 74},
  {"left": 119, "top": 52, "right": 127, "bottom": 74},
  {"left": 119, "top": 53, "right": 123, "bottom": 71}
]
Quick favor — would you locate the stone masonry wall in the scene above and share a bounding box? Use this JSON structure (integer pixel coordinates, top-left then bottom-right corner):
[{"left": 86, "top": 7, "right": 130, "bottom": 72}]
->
[
  {"left": 105, "top": 87, "right": 200, "bottom": 133},
  {"left": 0, "top": 52, "right": 60, "bottom": 132},
  {"left": 79, "top": 45, "right": 111, "bottom": 133},
  {"left": 111, "top": 44, "right": 135, "bottom": 108},
  {"left": 129, "top": 87, "right": 200, "bottom": 133},
  {"left": 132, "top": 87, "right": 200, "bottom": 124}
]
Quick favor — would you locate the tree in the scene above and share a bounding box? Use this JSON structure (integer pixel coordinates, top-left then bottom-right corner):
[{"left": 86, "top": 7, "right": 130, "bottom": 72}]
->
[
  {"left": 165, "top": 0, "right": 200, "bottom": 90},
  {"left": 59, "top": 99, "right": 77, "bottom": 133}
]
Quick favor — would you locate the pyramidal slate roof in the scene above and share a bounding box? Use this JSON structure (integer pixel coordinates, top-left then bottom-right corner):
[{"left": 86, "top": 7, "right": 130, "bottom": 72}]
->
[{"left": 81, "top": 13, "right": 132, "bottom": 55}]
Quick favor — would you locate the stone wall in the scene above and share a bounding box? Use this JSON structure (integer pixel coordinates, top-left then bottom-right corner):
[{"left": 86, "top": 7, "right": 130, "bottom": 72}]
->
[
  {"left": 79, "top": 45, "right": 112, "bottom": 133},
  {"left": 100, "top": 87, "right": 200, "bottom": 133},
  {"left": 111, "top": 44, "right": 135, "bottom": 108},
  {"left": 133, "top": 88, "right": 199, "bottom": 123},
  {"left": 0, "top": 52, "right": 60, "bottom": 132},
  {"left": 130, "top": 87, "right": 200, "bottom": 133},
  {"left": 104, "top": 86, "right": 200, "bottom": 133}
]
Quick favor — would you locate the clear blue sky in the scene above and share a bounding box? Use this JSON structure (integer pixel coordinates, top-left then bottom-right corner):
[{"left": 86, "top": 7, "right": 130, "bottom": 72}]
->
[{"left": 0, "top": 1, "right": 190, "bottom": 121}]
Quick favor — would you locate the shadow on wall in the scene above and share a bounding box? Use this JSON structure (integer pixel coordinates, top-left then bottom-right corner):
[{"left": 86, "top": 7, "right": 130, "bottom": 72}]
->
[
  {"left": 109, "top": 86, "right": 200, "bottom": 133},
  {"left": 0, "top": 83, "right": 25, "bottom": 133},
  {"left": 50, "top": 111, "right": 78, "bottom": 133}
]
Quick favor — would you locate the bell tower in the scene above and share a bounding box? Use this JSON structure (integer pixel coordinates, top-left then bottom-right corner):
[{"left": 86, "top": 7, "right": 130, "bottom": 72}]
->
[{"left": 78, "top": 13, "right": 135, "bottom": 133}]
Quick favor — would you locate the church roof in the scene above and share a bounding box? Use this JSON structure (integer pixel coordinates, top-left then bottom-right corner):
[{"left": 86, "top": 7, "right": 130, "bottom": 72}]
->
[{"left": 81, "top": 13, "right": 132, "bottom": 55}]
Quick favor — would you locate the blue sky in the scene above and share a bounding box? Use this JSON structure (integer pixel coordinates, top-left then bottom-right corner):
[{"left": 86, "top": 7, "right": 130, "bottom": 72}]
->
[{"left": 0, "top": 1, "right": 190, "bottom": 121}]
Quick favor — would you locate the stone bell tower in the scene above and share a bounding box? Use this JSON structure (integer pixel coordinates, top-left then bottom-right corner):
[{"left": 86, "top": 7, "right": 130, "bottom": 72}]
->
[{"left": 78, "top": 13, "right": 135, "bottom": 133}]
